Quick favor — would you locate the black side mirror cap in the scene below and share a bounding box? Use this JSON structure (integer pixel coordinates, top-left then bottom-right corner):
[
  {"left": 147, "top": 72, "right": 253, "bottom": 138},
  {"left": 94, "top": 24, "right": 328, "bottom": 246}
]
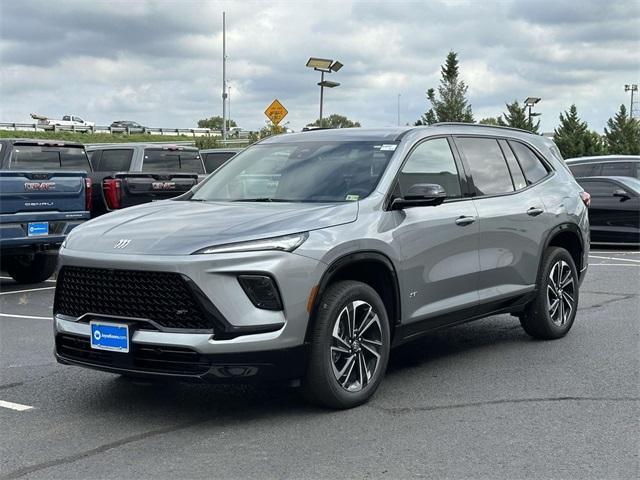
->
[{"left": 391, "top": 183, "right": 447, "bottom": 210}]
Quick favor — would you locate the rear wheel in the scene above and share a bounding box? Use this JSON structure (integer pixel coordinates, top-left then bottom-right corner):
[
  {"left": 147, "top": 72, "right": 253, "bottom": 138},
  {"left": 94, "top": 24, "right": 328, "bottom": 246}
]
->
[
  {"left": 4, "top": 254, "right": 57, "bottom": 284},
  {"left": 302, "top": 280, "right": 390, "bottom": 409},
  {"left": 520, "top": 247, "right": 579, "bottom": 339}
]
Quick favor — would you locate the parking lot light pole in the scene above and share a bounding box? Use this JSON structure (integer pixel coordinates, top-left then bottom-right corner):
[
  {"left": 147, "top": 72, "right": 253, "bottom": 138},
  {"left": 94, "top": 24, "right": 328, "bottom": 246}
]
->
[
  {"left": 306, "top": 58, "right": 342, "bottom": 127},
  {"left": 625, "top": 84, "right": 638, "bottom": 119},
  {"left": 524, "top": 96, "right": 541, "bottom": 128}
]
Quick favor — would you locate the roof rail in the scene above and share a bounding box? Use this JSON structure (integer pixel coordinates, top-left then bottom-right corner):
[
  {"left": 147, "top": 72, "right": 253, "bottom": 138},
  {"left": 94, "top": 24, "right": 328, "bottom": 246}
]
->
[{"left": 432, "top": 122, "right": 534, "bottom": 135}]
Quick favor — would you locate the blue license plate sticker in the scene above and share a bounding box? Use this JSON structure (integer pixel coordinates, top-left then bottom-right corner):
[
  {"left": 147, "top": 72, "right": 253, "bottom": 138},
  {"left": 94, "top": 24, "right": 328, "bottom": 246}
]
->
[
  {"left": 90, "top": 321, "right": 129, "bottom": 353},
  {"left": 27, "top": 222, "right": 49, "bottom": 236}
]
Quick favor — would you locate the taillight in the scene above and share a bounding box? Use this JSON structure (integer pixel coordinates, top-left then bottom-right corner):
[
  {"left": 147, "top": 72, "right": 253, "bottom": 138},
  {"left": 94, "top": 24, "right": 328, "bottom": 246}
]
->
[
  {"left": 580, "top": 191, "right": 591, "bottom": 207},
  {"left": 84, "top": 177, "right": 93, "bottom": 212},
  {"left": 103, "top": 178, "right": 122, "bottom": 210}
]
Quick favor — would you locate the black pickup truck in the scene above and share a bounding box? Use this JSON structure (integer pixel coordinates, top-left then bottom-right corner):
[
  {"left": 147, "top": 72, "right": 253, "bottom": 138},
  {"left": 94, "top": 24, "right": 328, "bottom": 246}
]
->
[
  {"left": 0, "top": 139, "right": 91, "bottom": 283},
  {"left": 86, "top": 143, "right": 205, "bottom": 216}
]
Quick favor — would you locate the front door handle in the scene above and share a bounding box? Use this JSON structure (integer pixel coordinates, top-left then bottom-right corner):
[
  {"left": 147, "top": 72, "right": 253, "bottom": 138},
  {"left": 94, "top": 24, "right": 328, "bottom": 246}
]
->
[
  {"left": 527, "top": 207, "right": 544, "bottom": 217},
  {"left": 455, "top": 216, "right": 476, "bottom": 226}
]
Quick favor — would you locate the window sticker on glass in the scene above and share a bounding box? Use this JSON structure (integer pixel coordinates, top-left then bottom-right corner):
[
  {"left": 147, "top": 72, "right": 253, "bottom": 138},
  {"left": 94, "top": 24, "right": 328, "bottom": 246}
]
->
[
  {"left": 379, "top": 144, "right": 397, "bottom": 151},
  {"left": 346, "top": 194, "right": 360, "bottom": 201}
]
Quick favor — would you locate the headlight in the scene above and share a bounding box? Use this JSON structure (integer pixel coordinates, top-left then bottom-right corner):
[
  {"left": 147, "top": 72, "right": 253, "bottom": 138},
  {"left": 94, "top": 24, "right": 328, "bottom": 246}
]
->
[{"left": 193, "top": 232, "right": 308, "bottom": 255}]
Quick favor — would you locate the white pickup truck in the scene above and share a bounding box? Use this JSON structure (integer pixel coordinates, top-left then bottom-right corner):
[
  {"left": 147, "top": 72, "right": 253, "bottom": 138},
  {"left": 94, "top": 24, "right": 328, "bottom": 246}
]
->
[{"left": 30, "top": 113, "right": 95, "bottom": 128}]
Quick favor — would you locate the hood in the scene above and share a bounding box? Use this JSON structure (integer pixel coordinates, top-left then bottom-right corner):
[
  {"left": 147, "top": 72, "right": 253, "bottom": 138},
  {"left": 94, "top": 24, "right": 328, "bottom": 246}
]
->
[{"left": 65, "top": 200, "right": 358, "bottom": 255}]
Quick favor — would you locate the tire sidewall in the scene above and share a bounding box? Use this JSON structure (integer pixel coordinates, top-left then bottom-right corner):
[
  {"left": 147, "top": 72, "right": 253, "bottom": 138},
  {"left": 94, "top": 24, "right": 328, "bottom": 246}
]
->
[
  {"left": 539, "top": 248, "right": 579, "bottom": 337},
  {"left": 313, "top": 282, "right": 391, "bottom": 407}
]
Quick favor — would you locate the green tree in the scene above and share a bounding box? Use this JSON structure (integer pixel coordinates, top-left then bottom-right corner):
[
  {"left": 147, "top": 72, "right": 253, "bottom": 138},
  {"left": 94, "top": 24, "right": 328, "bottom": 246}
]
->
[
  {"left": 478, "top": 117, "right": 500, "bottom": 126},
  {"left": 553, "top": 105, "right": 606, "bottom": 158},
  {"left": 309, "top": 114, "right": 361, "bottom": 128},
  {"left": 415, "top": 51, "right": 474, "bottom": 125},
  {"left": 197, "top": 116, "right": 238, "bottom": 130},
  {"left": 248, "top": 121, "right": 287, "bottom": 142},
  {"left": 604, "top": 104, "right": 640, "bottom": 155},
  {"left": 497, "top": 100, "right": 540, "bottom": 133}
]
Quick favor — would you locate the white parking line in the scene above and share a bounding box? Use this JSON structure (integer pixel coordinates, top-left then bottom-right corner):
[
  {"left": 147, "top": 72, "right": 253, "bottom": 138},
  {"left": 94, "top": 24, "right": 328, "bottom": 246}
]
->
[
  {"left": 589, "top": 263, "right": 640, "bottom": 266},
  {"left": 0, "top": 313, "right": 52, "bottom": 320},
  {"left": 0, "top": 400, "right": 33, "bottom": 411},
  {"left": 0, "top": 286, "right": 56, "bottom": 296},
  {"left": 589, "top": 255, "right": 640, "bottom": 263}
]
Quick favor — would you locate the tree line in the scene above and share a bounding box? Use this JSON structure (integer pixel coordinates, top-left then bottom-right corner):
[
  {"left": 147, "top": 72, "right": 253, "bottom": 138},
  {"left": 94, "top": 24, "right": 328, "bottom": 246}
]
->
[{"left": 414, "top": 51, "right": 640, "bottom": 157}]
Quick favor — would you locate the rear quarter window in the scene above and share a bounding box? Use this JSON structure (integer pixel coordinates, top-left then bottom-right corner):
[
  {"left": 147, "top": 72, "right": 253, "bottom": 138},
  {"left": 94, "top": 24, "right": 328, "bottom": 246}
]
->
[
  {"left": 509, "top": 141, "right": 549, "bottom": 185},
  {"left": 568, "top": 163, "right": 597, "bottom": 178}
]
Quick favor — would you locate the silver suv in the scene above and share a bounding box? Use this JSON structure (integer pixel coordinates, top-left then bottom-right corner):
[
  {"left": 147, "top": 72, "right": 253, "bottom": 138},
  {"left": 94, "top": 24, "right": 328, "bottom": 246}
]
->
[{"left": 54, "top": 124, "right": 590, "bottom": 409}]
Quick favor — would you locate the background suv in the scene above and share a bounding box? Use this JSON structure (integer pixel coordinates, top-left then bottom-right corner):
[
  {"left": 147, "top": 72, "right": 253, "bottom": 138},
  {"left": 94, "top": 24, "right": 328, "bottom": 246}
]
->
[{"left": 54, "top": 124, "right": 590, "bottom": 409}]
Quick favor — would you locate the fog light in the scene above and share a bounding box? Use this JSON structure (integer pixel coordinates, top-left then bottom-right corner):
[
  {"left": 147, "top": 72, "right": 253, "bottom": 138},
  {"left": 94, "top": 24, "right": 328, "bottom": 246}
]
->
[{"left": 238, "top": 275, "right": 283, "bottom": 310}]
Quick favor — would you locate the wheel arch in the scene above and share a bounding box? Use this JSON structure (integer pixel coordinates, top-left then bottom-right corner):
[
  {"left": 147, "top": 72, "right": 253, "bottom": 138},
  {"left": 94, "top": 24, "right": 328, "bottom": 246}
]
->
[
  {"left": 305, "top": 250, "right": 401, "bottom": 342},
  {"left": 542, "top": 223, "right": 585, "bottom": 274}
]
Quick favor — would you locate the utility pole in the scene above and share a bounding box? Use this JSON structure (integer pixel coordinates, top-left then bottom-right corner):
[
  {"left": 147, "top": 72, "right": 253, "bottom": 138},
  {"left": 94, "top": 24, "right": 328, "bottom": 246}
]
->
[
  {"left": 319, "top": 71, "right": 324, "bottom": 127},
  {"left": 228, "top": 84, "right": 232, "bottom": 132},
  {"left": 222, "top": 11, "right": 227, "bottom": 140},
  {"left": 625, "top": 84, "right": 638, "bottom": 119}
]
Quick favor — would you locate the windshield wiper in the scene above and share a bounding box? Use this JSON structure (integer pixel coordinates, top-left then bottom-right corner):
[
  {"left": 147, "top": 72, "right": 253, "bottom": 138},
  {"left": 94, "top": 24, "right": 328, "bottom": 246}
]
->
[{"left": 232, "top": 198, "right": 292, "bottom": 202}]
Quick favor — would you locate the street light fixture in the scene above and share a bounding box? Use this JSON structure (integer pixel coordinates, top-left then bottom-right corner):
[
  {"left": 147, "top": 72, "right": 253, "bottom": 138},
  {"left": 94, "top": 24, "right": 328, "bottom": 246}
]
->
[
  {"left": 524, "top": 97, "right": 541, "bottom": 127},
  {"left": 306, "top": 57, "right": 343, "bottom": 127}
]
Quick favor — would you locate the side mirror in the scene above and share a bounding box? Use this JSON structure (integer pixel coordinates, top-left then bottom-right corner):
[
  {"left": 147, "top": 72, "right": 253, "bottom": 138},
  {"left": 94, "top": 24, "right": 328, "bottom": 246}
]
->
[
  {"left": 613, "top": 188, "right": 630, "bottom": 200},
  {"left": 391, "top": 183, "right": 447, "bottom": 210}
]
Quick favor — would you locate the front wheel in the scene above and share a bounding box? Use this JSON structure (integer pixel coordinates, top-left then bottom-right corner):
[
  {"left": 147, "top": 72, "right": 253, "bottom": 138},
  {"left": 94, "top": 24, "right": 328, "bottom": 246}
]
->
[
  {"left": 302, "top": 280, "right": 391, "bottom": 409},
  {"left": 4, "top": 253, "right": 57, "bottom": 284},
  {"left": 520, "top": 247, "right": 579, "bottom": 340}
]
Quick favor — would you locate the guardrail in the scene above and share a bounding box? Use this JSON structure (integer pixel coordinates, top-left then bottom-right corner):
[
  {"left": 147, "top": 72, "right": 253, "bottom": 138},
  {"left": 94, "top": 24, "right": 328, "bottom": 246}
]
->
[{"left": 0, "top": 122, "right": 254, "bottom": 139}]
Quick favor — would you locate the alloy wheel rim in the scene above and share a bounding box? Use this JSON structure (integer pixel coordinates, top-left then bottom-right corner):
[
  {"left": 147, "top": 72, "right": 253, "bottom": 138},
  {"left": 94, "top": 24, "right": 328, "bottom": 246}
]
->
[
  {"left": 330, "top": 300, "right": 383, "bottom": 392},
  {"left": 547, "top": 260, "right": 575, "bottom": 326}
]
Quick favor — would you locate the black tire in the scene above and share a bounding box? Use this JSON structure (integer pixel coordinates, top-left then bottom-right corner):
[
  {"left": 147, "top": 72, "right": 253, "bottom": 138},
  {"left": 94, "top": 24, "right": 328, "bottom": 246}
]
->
[
  {"left": 4, "top": 254, "right": 57, "bottom": 284},
  {"left": 301, "top": 280, "right": 391, "bottom": 409},
  {"left": 520, "top": 247, "right": 579, "bottom": 340}
]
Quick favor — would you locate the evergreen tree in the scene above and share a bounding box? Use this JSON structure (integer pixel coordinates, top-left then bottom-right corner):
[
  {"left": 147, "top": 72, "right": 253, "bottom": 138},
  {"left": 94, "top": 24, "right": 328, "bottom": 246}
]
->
[
  {"left": 497, "top": 100, "right": 539, "bottom": 133},
  {"left": 416, "top": 51, "right": 473, "bottom": 125},
  {"left": 604, "top": 104, "right": 640, "bottom": 155},
  {"left": 553, "top": 105, "right": 606, "bottom": 158}
]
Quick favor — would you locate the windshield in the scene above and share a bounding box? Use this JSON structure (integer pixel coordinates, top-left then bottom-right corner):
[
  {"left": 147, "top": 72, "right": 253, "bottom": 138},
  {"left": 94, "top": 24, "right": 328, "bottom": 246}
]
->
[{"left": 192, "top": 141, "right": 397, "bottom": 202}]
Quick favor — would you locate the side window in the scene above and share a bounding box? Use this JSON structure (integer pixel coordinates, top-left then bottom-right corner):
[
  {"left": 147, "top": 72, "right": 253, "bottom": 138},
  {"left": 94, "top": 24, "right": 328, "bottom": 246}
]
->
[
  {"left": 455, "top": 137, "right": 513, "bottom": 195},
  {"left": 399, "top": 138, "right": 462, "bottom": 198},
  {"left": 601, "top": 162, "right": 634, "bottom": 177},
  {"left": 142, "top": 150, "right": 180, "bottom": 171},
  {"left": 98, "top": 149, "right": 133, "bottom": 171},
  {"left": 568, "top": 163, "right": 596, "bottom": 178},
  {"left": 499, "top": 140, "right": 527, "bottom": 190},
  {"left": 204, "top": 152, "right": 235, "bottom": 172},
  {"left": 509, "top": 141, "right": 549, "bottom": 184},
  {"left": 88, "top": 150, "right": 101, "bottom": 170},
  {"left": 578, "top": 181, "right": 613, "bottom": 197}
]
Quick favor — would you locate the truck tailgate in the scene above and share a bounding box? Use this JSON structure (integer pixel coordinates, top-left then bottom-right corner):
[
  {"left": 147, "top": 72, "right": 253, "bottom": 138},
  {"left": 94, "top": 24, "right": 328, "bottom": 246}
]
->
[
  {"left": 0, "top": 171, "right": 87, "bottom": 214},
  {"left": 113, "top": 172, "right": 199, "bottom": 208}
]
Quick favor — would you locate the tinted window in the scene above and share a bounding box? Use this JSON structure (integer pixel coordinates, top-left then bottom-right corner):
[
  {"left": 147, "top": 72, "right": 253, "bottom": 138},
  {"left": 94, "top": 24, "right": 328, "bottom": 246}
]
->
[
  {"left": 399, "top": 138, "right": 462, "bottom": 198},
  {"left": 10, "top": 146, "right": 90, "bottom": 171},
  {"left": 98, "top": 149, "right": 133, "bottom": 171},
  {"left": 456, "top": 137, "right": 513, "bottom": 195},
  {"left": 88, "top": 150, "right": 101, "bottom": 170},
  {"left": 192, "top": 141, "right": 396, "bottom": 202},
  {"left": 509, "top": 142, "right": 549, "bottom": 184},
  {"left": 568, "top": 163, "right": 596, "bottom": 178},
  {"left": 143, "top": 150, "right": 180, "bottom": 171},
  {"left": 179, "top": 152, "right": 205, "bottom": 174},
  {"left": 601, "top": 162, "right": 635, "bottom": 177},
  {"left": 500, "top": 140, "right": 527, "bottom": 190},
  {"left": 204, "top": 152, "right": 236, "bottom": 172},
  {"left": 578, "top": 180, "right": 614, "bottom": 197}
]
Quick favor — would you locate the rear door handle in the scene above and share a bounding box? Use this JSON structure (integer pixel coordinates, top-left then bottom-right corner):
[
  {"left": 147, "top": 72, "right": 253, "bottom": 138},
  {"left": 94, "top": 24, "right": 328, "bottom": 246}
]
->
[
  {"left": 527, "top": 207, "right": 544, "bottom": 217},
  {"left": 455, "top": 216, "right": 476, "bottom": 226}
]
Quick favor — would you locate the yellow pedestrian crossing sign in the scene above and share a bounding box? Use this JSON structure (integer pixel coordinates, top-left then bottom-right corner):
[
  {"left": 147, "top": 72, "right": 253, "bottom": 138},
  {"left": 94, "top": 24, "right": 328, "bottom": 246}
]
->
[{"left": 264, "top": 99, "right": 288, "bottom": 126}]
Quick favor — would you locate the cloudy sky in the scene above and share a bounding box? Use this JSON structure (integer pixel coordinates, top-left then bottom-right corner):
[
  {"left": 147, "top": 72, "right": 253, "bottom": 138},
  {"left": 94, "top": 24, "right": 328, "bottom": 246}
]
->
[{"left": 1, "top": 0, "right": 638, "bottom": 133}]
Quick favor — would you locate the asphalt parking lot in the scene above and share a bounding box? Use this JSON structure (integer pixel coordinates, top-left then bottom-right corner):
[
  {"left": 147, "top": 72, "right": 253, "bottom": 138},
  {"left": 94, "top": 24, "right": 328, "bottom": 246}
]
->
[{"left": 0, "top": 248, "right": 638, "bottom": 480}]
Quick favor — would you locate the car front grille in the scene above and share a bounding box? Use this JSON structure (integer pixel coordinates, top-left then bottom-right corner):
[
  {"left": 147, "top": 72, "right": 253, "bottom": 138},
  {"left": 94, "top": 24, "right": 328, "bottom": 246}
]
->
[
  {"left": 56, "top": 334, "right": 211, "bottom": 375},
  {"left": 54, "top": 266, "right": 216, "bottom": 331}
]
